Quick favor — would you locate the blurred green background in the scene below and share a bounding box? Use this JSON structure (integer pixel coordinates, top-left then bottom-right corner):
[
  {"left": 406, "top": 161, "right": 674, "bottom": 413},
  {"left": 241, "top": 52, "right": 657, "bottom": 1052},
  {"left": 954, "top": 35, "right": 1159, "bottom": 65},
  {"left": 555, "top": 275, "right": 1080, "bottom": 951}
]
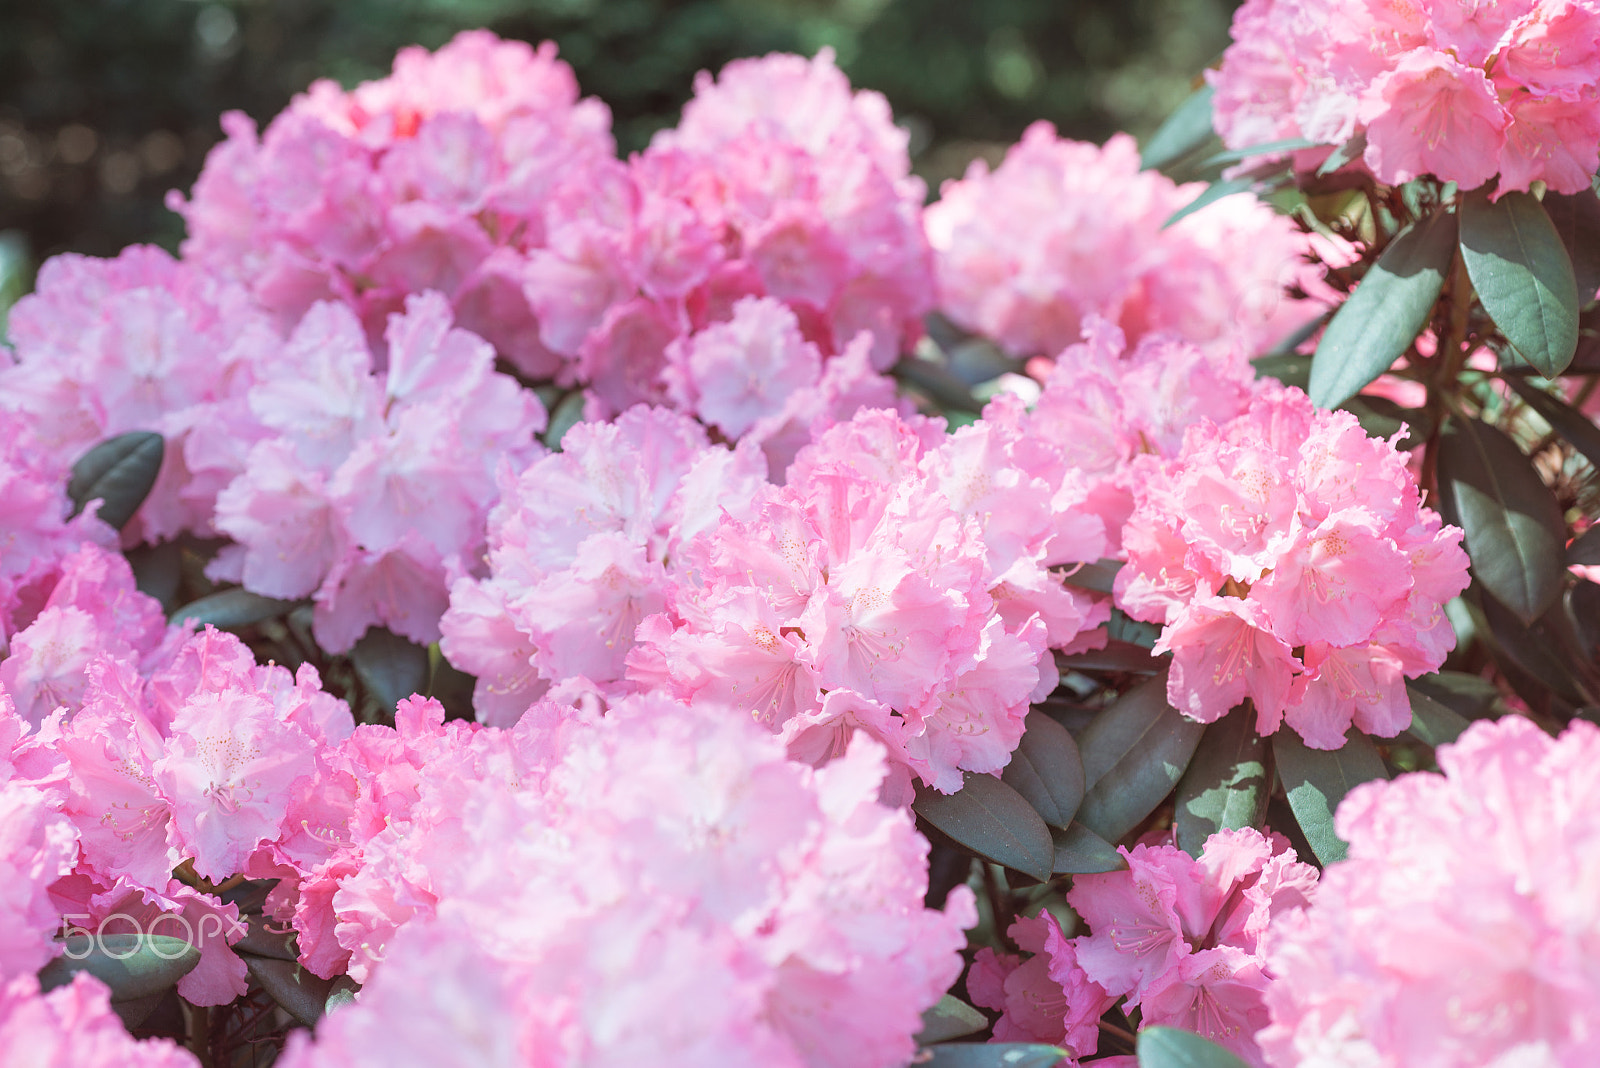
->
[{"left": 0, "top": 0, "right": 1237, "bottom": 264}]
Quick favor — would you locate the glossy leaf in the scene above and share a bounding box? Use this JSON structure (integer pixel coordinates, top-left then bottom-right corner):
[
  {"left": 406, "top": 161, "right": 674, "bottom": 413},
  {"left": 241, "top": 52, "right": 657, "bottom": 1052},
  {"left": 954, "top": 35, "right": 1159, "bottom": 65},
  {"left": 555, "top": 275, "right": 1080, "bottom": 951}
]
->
[
  {"left": 1310, "top": 208, "right": 1456, "bottom": 408},
  {"left": 1250, "top": 352, "right": 1311, "bottom": 390},
  {"left": 1075, "top": 670, "right": 1204, "bottom": 843},
  {"left": 66, "top": 431, "right": 164, "bottom": 530},
  {"left": 1543, "top": 188, "right": 1600, "bottom": 304},
  {"left": 232, "top": 914, "right": 300, "bottom": 962},
  {"left": 1316, "top": 131, "right": 1367, "bottom": 176},
  {"left": 1570, "top": 525, "right": 1600, "bottom": 566},
  {"left": 1341, "top": 394, "right": 1424, "bottom": 449},
  {"left": 1273, "top": 730, "right": 1388, "bottom": 866},
  {"left": 1410, "top": 670, "right": 1500, "bottom": 719},
  {"left": 914, "top": 773, "right": 1056, "bottom": 883},
  {"left": 1052, "top": 821, "right": 1127, "bottom": 874},
  {"left": 1199, "top": 137, "right": 1322, "bottom": 169},
  {"left": 1173, "top": 706, "right": 1269, "bottom": 858},
  {"left": 1162, "top": 177, "right": 1256, "bottom": 229},
  {"left": 1002, "top": 711, "right": 1086, "bottom": 829},
  {"left": 1056, "top": 641, "right": 1163, "bottom": 675},
  {"left": 1140, "top": 83, "right": 1217, "bottom": 172},
  {"left": 1138, "top": 1026, "right": 1251, "bottom": 1068},
  {"left": 325, "top": 976, "right": 361, "bottom": 1015},
  {"left": 38, "top": 935, "right": 199, "bottom": 1002},
  {"left": 1403, "top": 683, "right": 1471, "bottom": 747},
  {"left": 1106, "top": 609, "right": 1162, "bottom": 650},
  {"left": 917, "top": 995, "right": 990, "bottom": 1044},
  {"left": 1503, "top": 375, "right": 1600, "bottom": 471},
  {"left": 921, "top": 1043, "right": 1069, "bottom": 1068},
  {"left": 126, "top": 541, "right": 182, "bottom": 613},
  {"left": 1060, "top": 558, "right": 1122, "bottom": 595},
  {"left": 171, "top": 588, "right": 302, "bottom": 630},
  {"left": 350, "top": 627, "right": 431, "bottom": 713},
  {"left": 1460, "top": 189, "right": 1579, "bottom": 376},
  {"left": 245, "top": 955, "right": 335, "bottom": 1028},
  {"left": 1480, "top": 588, "right": 1589, "bottom": 706},
  {"left": 544, "top": 390, "right": 587, "bottom": 450},
  {"left": 1435, "top": 416, "right": 1567, "bottom": 624}
]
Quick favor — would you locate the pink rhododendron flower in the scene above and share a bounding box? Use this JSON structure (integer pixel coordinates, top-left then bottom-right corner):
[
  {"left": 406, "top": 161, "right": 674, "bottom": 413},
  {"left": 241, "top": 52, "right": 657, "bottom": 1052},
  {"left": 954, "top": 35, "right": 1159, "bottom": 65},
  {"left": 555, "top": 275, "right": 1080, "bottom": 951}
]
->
[
  {"left": 215, "top": 292, "right": 544, "bottom": 653},
  {"left": 172, "top": 31, "right": 614, "bottom": 376},
  {"left": 1210, "top": 0, "right": 1600, "bottom": 194},
  {"left": 1115, "top": 383, "right": 1469, "bottom": 746},
  {"left": 1260, "top": 716, "right": 1600, "bottom": 1066},
  {"left": 0, "top": 973, "right": 198, "bottom": 1067},
  {"left": 0, "top": 782, "right": 78, "bottom": 982},
  {"left": 0, "top": 246, "right": 279, "bottom": 545},
  {"left": 968, "top": 913, "right": 1114, "bottom": 1053},
  {"left": 925, "top": 125, "right": 1320, "bottom": 361}
]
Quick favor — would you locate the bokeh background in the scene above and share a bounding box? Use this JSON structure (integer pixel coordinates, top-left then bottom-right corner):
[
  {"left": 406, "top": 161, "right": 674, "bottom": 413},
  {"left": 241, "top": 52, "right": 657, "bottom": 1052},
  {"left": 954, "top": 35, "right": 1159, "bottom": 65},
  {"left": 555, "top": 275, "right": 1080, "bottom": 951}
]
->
[{"left": 0, "top": 0, "right": 1237, "bottom": 270}]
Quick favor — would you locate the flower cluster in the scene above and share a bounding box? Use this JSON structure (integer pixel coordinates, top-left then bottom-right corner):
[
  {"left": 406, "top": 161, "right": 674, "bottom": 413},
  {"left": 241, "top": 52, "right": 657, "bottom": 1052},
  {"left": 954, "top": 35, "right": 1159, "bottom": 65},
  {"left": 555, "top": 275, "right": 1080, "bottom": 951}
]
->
[
  {"left": 276, "top": 692, "right": 974, "bottom": 1068},
  {"left": 1115, "top": 383, "right": 1470, "bottom": 747},
  {"left": 1260, "top": 716, "right": 1600, "bottom": 1066},
  {"left": 1211, "top": 0, "right": 1600, "bottom": 194},
  {"left": 525, "top": 49, "right": 933, "bottom": 414},
  {"left": 924, "top": 123, "right": 1318, "bottom": 361},
  {"left": 171, "top": 31, "right": 615, "bottom": 376},
  {"left": 0, "top": 973, "right": 197, "bottom": 1068},
  {"left": 213, "top": 292, "right": 545, "bottom": 652},
  {"left": 0, "top": 246, "right": 278, "bottom": 545},
  {"left": 631, "top": 406, "right": 1109, "bottom": 800}
]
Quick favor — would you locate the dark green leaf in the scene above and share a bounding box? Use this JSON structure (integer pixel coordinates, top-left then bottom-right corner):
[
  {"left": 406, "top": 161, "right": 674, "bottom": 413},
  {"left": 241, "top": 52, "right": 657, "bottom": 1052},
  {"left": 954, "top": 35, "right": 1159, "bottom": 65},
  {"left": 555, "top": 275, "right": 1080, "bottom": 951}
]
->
[
  {"left": 544, "top": 391, "right": 587, "bottom": 450},
  {"left": 920, "top": 1043, "right": 1069, "bottom": 1068},
  {"left": 1107, "top": 609, "right": 1162, "bottom": 649},
  {"left": 1571, "top": 526, "right": 1600, "bottom": 566},
  {"left": 1002, "top": 711, "right": 1086, "bottom": 829},
  {"left": 1316, "top": 131, "right": 1368, "bottom": 176},
  {"left": 126, "top": 541, "right": 183, "bottom": 613},
  {"left": 1198, "top": 137, "right": 1323, "bottom": 169},
  {"left": 1075, "top": 670, "right": 1204, "bottom": 843},
  {"left": 1435, "top": 416, "right": 1567, "bottom": 624},
  {"left": 1340, "top": 394, "right": 1424, "bottom": 449},
  {"left": 1409, "top": 670, "right": 1500, "bottom": 718},
  {"left": 1570, "top": 580, "right": 1600, "bottom": 661},
  {"left": 1060, "top": 558, "right": 1122, "bottom": 595},
  {"left": 1140, "top": 83, "right": 1217, "bottom": 173},
  {"left": 67, "top": 431, "right": 165, "bottom": 530},
  {"left": 1309, "top": 208, "right": 1457, "bottom": 408},
  {"left": 350, "top": 627, "right": 431, "bottom": 713},
  {"left": 38, "top": 934, "right": 200, "bottom": 1002},
  {"left": 325, "top": 976, "right": 361, "bottom": 1015},
  {"left": 107, "top": 989, "right": 169, "bottom": 1030},
  {"left": 245, "top": 956, "right": 335, "bottom": 1028},
  {"left": 1503, "top": 375, "right": 1600, "bottom": 471},
  {"left": 1460, "top": 189, "right": 1579, "bottom": 376},
  {"left": 917, "top": 996, "right": 991, "bottom": 1044},
  {"left": 1056, "top": 641, "right": 1163, "bottom": 675},
  {"left": 1403, "top": 683, "right": 1471, "bottom": 747},
  {"left": 1480, "top": 588, "right": 1589, "bottom": 706},
  {"left": 914, "top": 773, "right": 1056, "bottom": 883},
  {"left": 1138, "top": 1026, "right": 1252, "bottom": 1068},
  {"left": 1173, "top": 706, "right": 1269, "bottom": 858},
  {"left": 1051, "top": 821, "right": 1127, "bottom": 874},
  {"left": 1273, "top": 730, "right": 1388, "bottom": 865},
  {"left": 1542, "top": 188, "right": 1600, "bottom": 304},
  {"left": 894, "top": 356, "right": 983, "bottom": 413},
  {"left": 232, "top": 914, "right": 299, "bottom": 962},
  {"left": 1251, "top": 352, "right": 1312, "bottom": 390},
  {"left": 170, "top": 588, "right": 302, "bottom": 630},
  {"left": 1162, "top": 177, "right": 1256, "bottom": 229}
]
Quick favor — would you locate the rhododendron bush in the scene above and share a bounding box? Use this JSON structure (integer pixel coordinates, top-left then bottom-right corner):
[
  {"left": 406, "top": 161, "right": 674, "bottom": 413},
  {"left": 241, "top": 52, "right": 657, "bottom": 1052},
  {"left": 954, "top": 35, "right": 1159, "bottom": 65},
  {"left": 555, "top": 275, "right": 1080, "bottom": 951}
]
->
[{"left": 1, "top": 11, "right": 1598, "bottom": 1067}]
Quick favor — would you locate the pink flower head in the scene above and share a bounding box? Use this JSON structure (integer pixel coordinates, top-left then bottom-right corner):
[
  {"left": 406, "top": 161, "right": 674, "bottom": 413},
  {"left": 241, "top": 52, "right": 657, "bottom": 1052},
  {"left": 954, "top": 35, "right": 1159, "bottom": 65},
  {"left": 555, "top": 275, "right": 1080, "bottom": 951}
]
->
[
  {"left": 173, "top": 31, "right": 614, "bottom": 377},
  {"left": 1115, "top": 383, "right": 1468, "bottom": 746},
  {"left": 0, "top": 782, "right": 78, "bottom": 982},
  {"left": 1260, "top": 716, "right": 1600, "bottom": 1066},
  {"left": 0, "top": 973, "right": 198, "bottom": 1067},
  {"left": 925, "top": 125, "right": 1320, "bottom": 361}
]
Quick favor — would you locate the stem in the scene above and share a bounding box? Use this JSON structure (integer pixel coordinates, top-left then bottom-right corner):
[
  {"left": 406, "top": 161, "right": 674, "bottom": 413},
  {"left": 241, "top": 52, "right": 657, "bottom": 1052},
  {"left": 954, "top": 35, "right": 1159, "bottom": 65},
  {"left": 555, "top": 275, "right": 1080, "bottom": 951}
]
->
[
  {"left": 185, "top": 1002, "right": 213, "bottom": 1068},
  {"left": 1422, "top": 243, "right": 1474, "bottom": 499}
]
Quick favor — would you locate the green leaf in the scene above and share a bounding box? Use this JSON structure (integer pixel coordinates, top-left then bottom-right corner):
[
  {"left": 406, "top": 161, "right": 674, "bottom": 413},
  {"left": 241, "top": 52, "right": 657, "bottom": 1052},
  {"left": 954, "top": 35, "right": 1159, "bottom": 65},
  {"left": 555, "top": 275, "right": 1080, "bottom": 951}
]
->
[
  {"left": 1106, "top": 608, "right": 1162, "bottom": 649},
  {"left": 1173, "top": 705, "right": 1269, "bottom": 858},
  {"left": 544, "top": 390, "right": 587, "bottom": 450},
  {"left": 1340, "top": 394, "right": 1424, "bottom": 449},
  {"left": 1460, "top": 189, "right": 1580, "bottom": 376},
  {"left": 1503, "top": 375, "right": 1600, "bottom": 471},
  {"left": 917, "top": 995, "right": 991, "bottom": 1044},
  {"left": 1002, "top": 711, "right": 1086, "bottom": 829},
  {"left": 1570, "top": 525, "right": 1600, "bottom": 566},
  {"left": 1051, "top": 821, "right": 1127, "bottom": 874},
  {"left": 1435, "top": 416, "right": 1567, "bottom": 624},
  {"left": 1272, "top": 730, "right": 1388, "bottom": 866},
  {"left": 1162, "top": 177, "right": 1256, "bottom": 229},
  {"left": 920, "top": 1043, "right": 1069, "bottom": 1068},
  {"left": 245, "top": 956, "right": 335, "bottom": 1028},
  {"left": 350, "top": 627, "right": 431, "bottom": 713},
  {"left": 1409, "top": 670, "right": 1500, "bottom": 718},
  {"left": 231, "top": 914, "right": 300, "bottom": 962},
  {"left": 170, "top": 588, "right": 302, "bottom": 630},
  {"left": 325, "top": 976, "right": 361, "bottom": 1015},
  {"left": 1250, "top": 352, "right": 1312, "bottom": 390},
  {"left": 1056, "top": 641, "right": 1163, "bottom": 675},
  {"left": 1309, "top": 208, "right": 1457, "bottom": 408},
  {"left": 38, "top": 934, "right": 200, "bottom": 1002},
  {"left": 1479, "top": 588, "right": 1589, "bottom": 706},
  {"left": 1316, "top": 131, "right": 1367, "bottom": 177},
  {"left": 1075, "top": 670, "right": 1204, "bottom": 843},
  {"left": 1139, "top": 83, "right": 1217, "bottom": 173},
  {"left": 67, "top": 431, "right": 165, "bottom": 530},
  {"left": 1060, "top": 558, "right": 1122, "bottom": 595},
  {"left": 1403, "top": 683, "right": 1471, "bottom": 747},
  {"left": 1137, "top": 1026, "right": 1252, "bottom": 1068},
  {"left": 914, "top": 773, "right": 1056, "bottom": 883},
  {"left": 1542, "top": 188, "right": 1600, "bottom": 304},
  {"left": 1198, "top": 137, "right": 1323, "bottom": 169},
  {"left": 126, "top": 540, "right": 183, "bottom": 613},
  {"left": 894, "top": 357, "right": 983, "bottom": 413}
]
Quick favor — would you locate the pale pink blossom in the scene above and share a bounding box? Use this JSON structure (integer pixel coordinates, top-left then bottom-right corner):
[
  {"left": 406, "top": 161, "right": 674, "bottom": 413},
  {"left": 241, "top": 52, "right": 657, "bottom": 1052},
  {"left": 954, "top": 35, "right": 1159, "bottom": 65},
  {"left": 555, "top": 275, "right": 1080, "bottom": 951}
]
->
[{"left": 0, "top": 973, "right": 198, "bottom": 1067}]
